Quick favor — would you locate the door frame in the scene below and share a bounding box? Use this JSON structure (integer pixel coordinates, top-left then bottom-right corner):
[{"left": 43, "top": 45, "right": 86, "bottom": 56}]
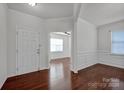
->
[
  {"left": 16, "top": 26, "right": 41, "bottom": 75},
  {"left": 47, "top": 31, "right": 73, "bottom": 68}
]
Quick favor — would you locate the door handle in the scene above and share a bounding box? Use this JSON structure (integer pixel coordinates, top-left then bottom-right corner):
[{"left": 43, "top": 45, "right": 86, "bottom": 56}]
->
[{"left": 37, "top": 49, "right": 40, "bottom": 54}]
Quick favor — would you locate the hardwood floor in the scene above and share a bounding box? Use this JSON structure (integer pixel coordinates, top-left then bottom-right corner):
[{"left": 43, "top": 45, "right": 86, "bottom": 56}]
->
[
  {"left": 1, "top": 58, "right": 124, "bottom": 90},
  {"left": 72, "top": 63, "right": 124, "bottom": 90}
]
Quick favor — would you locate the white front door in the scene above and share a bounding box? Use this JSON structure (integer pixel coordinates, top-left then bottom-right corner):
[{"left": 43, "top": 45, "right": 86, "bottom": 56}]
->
[{"left": 17, "top": 29, "right": 40, "bottom": 75}]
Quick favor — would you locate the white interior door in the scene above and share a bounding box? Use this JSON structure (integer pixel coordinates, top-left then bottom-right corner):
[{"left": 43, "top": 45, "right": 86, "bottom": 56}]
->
[{"left": 17, "top": 29, "right": 40, "bottom": 75}]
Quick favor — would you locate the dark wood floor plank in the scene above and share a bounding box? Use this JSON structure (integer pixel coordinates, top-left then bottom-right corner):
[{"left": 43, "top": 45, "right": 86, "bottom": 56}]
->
[{"left": 1, "top": 58, "right": 124, "bottom": 90}]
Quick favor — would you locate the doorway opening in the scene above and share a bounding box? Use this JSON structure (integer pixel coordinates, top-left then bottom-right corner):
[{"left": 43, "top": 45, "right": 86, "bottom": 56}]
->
[
  {"left": 48, "top": 31, "right": 72, "bottom": 89},
  {"left": 49, "top": 31, "right": 72, "bottom": 64}
]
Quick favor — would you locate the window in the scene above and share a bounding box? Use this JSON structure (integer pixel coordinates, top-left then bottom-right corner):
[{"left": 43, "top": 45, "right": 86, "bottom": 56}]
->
[
  {"left": 50, "top": 38, "right": 63, "bottom": 52},
  {"left": 111, "top": 31, "right": 124, "bottom": 54}
]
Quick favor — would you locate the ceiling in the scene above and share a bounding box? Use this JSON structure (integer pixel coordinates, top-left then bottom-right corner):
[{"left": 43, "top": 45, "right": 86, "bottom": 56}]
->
[
  {"left": 79, "top": 3, "right": 124, "bottom": 26},
  {"left": 7, "top": 3, "right": 124, "bottom": 26},
  {"left": 7, "top": 3, "right": 73, "bottom": 19}
]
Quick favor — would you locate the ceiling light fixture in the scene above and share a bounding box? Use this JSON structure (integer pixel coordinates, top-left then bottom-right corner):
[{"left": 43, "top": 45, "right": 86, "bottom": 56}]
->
[{"left": 28, "top": 2, "right": 36, "bottom": 6}]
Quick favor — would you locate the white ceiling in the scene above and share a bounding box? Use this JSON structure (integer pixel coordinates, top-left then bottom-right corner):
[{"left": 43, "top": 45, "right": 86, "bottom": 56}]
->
[
  {"left": 7, "top": 3, "right": 73, "bottom": 19},
  {"left": 79, "top": 3, "right": 124, "bottom": 26},
  {"left": 7, "top": 3, "right": 124, "bottom": 26}
]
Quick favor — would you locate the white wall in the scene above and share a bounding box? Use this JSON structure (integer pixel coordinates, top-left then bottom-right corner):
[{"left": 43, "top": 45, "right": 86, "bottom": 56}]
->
[
  {"left": 75, "top": 18, "right": 97, "bottom": 71},
  {"left": 0, "top": 4, "right": 7, "bottom": 88},
  {"left": 46, "top": 17, "right": 73, "bottom": 32},
  {"left": 97, "top": 20, "right": 124, "bottom": 68},
  {"left": 7, "top": 9, "right": 48, "bottom": 77},
  {"left": 50, "top": 33, "right": 71, "bottom": 60}
]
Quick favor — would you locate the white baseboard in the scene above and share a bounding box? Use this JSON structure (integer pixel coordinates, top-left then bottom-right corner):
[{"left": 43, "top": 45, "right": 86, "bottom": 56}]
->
[
  {"left": 98, "top": 62, "right": 124, "bottom": 69},
  {"left": 40, "top": 66, "right": 49, "bottom": 70},
  {"left": 7, "top": 67, "right": 50, "bottom": 78},
  {"left": 0, "top": 77, "right": 7, "bottom": 89},
  {"left": 98, "top": 50, "right": 124, "bottom": 69},
  {"left": 70, "top": 67, "right": 78, "bottom": 73},
  {"left": 76, "top": 63, "right": 97, "bottom": 72}
]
